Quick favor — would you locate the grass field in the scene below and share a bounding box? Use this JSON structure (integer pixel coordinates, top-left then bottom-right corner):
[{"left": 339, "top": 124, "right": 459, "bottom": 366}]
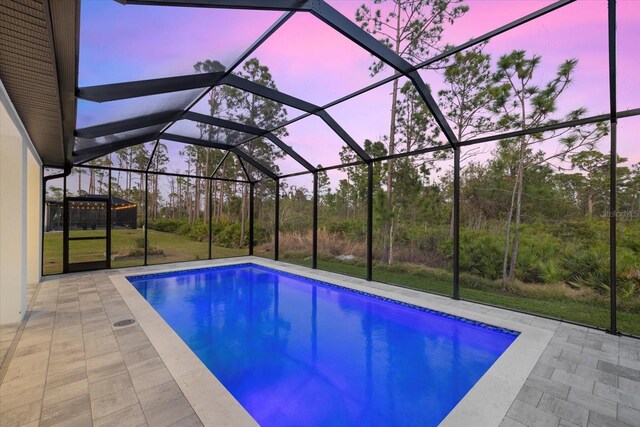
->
[
  {"left": 280, "top": 254, "right": 640, "bottom": 336},
  {"left": 43, "top": 229, "right": 247, "bottom": 274}
]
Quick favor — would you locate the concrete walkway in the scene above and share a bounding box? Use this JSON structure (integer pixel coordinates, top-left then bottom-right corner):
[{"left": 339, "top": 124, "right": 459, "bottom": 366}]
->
[{"left": 1, "top": 259, "right": 638, "bottom": 426}]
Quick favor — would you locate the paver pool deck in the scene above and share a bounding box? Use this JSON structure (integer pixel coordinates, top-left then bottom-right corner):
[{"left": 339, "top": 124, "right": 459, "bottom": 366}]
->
[{"left": 1, "top": 257, "right": 638, "bottom": 427}]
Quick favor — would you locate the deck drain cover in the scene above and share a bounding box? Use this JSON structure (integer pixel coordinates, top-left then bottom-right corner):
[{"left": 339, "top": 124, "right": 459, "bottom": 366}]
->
[{"left": 113, "top": 319, "right": 136, "bottom": 327}]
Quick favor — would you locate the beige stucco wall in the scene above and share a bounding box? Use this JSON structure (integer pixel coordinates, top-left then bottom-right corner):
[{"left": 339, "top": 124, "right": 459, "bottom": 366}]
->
[{"left": 0, "top": 80, "right": 42, "bottom": 324}]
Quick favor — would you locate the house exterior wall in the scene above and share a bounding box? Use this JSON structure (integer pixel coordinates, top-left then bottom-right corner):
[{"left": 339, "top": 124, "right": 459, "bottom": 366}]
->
[{"left": 0, "top": 80, "right": 42, "bottom": 324}]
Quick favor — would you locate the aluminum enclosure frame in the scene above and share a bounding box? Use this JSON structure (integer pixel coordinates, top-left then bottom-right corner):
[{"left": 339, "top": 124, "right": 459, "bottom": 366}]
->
[{"left": 37, "top": 0, "right": 640, "bottom": 337}]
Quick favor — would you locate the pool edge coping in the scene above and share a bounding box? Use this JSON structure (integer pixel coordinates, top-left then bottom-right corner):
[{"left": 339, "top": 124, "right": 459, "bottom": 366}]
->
[
  {"left": 109, "top": 257, "right": 555, "bottom": 427},
  {"left": 110, "top": 272, "right": 259, "bottom": 427}
]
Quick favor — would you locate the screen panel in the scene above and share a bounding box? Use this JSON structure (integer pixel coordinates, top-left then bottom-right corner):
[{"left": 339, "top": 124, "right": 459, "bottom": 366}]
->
[
  {"left": 111, "top": 171, "right": 146, "bottom": 268},
  {"left": 87, "top": 142, "right": 157, "bottom": 171},
  {"left": 43, "top": 175, "right": 65, "bottom": 275},
  {"left": 419, "top": 0, "right": 609, "bottom": 143},
  {"left": 211, "top": 180, "right": 250, "bottom": 258},
  {"left": 150, "top": 139, "right": 227, "bottom": 178},
  {"left": 79, "top": 0, "right": 284, "bottom": 86},
  {"left": 253, "top": 180, "right": 276, "bottom": 259},
  {"left": 147, "top": 175, "right": 210, "bottom": 264},
  {"left": 617, "top": 116, "right": 640, "bottom": 336},
  {"left": 326, "top": 76, "right": 447, "bottom": 159},
  {"left": 317, "top": 166, "right": 367, "bottom": 279},
  {"left": 618, "top": 0, "right": 640, "bottom": 112},
  {"left": 67, "top": 167, "right": 109, "bottom": 197},
  {"left": 326, "top": 0, "right": 556, "bottom": 65},
  {"left": 459, "top": 122, "right": 613, "bottom": 330},
  {"left": 247, "top": 12, "right": 395, "bottom": 105},
  {"left": 372, "top": 152, "right": 453, "bottom": 296},
  {"left": 190, "top": 86, "right": 305, "bottom": 125},
  {"left": 76, "top": 90, "right": 201, "bottom": 128},
  {"left": 279, "top": 174, "right": 314, "bottom": 267}
]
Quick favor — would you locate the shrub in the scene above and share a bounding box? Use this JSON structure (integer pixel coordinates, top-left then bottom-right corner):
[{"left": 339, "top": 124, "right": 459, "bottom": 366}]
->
[
  {"left": 459, "top": 230, "right": 503, "bottom": 279},
  {"left": 188, "top": 221, "right": 209, "bottom": 242},
  {"left": 537, "top": 260, "right": 567, "bottom": 284},
  {"left": 176, "top": 222, "right": 191, "bottom": 236},
  {"left": 515, "top": 248, "right": 540, "bottom": 283},
  {"left": 253, "top": 225, "right": 271, "bottom": 245},
  {"left": 562, "top": 246, "right": 608, "bottom": 284},
  {"left": 148, "top": 218, "right": 182, "bottom": 233},
  {"left": 325, "top": 220, "right": 366, "bottom": 241},
  {"left": 149, "top": 218, "right": 209, "bottom": 243},
  {"left": 217, "top": 223, "right": 247, "bottom": 248},
  {"left": 134, "top": 237, "right": 145, "bottom": 249}
]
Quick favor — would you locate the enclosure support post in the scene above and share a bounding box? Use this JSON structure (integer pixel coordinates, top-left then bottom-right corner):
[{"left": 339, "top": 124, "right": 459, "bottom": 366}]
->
[
  {"left": 366, "top": 163, "right": 373, "bottom": 281},
  {"left": 107, "top": 171, "right": 112, "bottom": 269},
  {"left": 208, "top": 179, "right": 213, "bottom": 259},
  {"left": 144, "top": 172, "right": 149, "bottom": 266},
  {"left": 453, "top": 149, "right": 460, "bottom": 300},
  {"left": 274, "top": 178, "right": 280, "bottom": 261},
  {"left": 40, "top": 169, "right": 45, "bottom": 277},
  {"left": 607, "top": 0, "right": 617, "bottom": 335},
  {"left": 312, "top": 172, "right": 318, "bottom": 269},
  {"left": 249, "top": 182, "right": 255, "bottom": 256},
  {"left": 62, "top": 174, "right": 68, "bottom": 273}
]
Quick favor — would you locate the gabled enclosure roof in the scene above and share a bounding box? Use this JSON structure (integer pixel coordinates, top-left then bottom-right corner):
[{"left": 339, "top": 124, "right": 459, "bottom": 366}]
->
[{"left": 1, "top": 0, "right": 637, "bottom": 179}]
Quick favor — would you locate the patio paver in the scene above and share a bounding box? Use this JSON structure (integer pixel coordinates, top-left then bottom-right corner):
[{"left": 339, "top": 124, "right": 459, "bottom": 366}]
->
[
  {"left": 502, "top": 325, "right": 640, "bottom": 427},
  {"left": 0, "top": 271, "right": 202, "bottom": 427}
]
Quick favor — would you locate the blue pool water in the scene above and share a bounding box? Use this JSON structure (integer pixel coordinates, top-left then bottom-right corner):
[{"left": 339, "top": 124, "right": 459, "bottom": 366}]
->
[{"left": 128, "top": 264, "right": 517, "bottom": 426}]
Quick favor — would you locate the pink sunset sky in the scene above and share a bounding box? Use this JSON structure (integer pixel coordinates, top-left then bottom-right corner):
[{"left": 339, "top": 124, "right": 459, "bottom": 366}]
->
[{"left": 77, "top": 0, "right": 639, "bottom": 190}]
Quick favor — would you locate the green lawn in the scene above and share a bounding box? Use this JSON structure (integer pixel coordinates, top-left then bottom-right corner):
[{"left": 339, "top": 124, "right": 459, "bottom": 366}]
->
[
  {"left": 43, "top": 229, "right": 247, "bottom": 274},
  {"left": 281, "top": 254, "right": 640, "bottom": 336}
]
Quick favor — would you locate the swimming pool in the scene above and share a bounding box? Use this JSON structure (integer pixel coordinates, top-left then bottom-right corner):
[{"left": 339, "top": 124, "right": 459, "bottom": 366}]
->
[{"left": 128, "top": 263, "right": 518, "bottom": 426}]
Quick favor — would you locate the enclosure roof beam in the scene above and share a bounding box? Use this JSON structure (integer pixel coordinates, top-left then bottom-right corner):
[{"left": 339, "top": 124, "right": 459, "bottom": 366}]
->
[
  {"left": 103, "top": 0, "right": 455, "bottom": 155},
  {"left": 184, "top": 111, "right": 315, "bottom": 172},
  {"left": 76, "top": 72, "right": 226, "bottom": 102},
  {"left": 77, "top": 73, "right": 371, "bottom": 162},
  {"left": 302, "top": 1, "right": 457, "bottom": 149},
  {"left": 75, "top": 110, "right": 184, "bottom": 139},
  {"left": 458, "top": 107, "right": 640, "bottom": 148},
  {"left": 161, "top": 133, "right": 231, "bottom": 150},
  {"left": 72, "top": 108, "right": 315, "bottom": 174},
  {"left": 228, "top": 11, "right": 296, "bottom": 73},
  {"left": 262, "top": 133, "right": 314, "bottom": 172},
  {"left": 72, "top": 132, "right": 160, "bottom": 164},
  {"left": 146, "top": 140, "right": 161, "bottom": 172},
  {"left": 246, "top": 0, "right": 577, "bottom": 143},
  {"left": 183, "top": 111, "right": 266, "bottom": 135},
  {"left": 232, "top": 149, "right": 278, "bottom": 180},
  {"left": 79, "top": 0, "right": 582, "bottom": 164},
  {"left": 222, "top": 75, "right": 371, "bottom": 162},
  {"left": 221, "top": 74, "right": 318, "bottom": 113},
  {"left": 154, "top": 10, "right": 295, "bottom": 147},
  {"left": 115, "top": 0, "right": 308, "bottom": 11},
  {"left": 235, "top": 153, "right": 252, "bottom": 181},
  {"left": 210, "top": 151, "right": 231, "bottom": 178},
  {"left": 314, "top": 111, "right": 368, "bottom": 161},
  {"left": 161, "top": 133, "right": 279, "bottom": 179}
]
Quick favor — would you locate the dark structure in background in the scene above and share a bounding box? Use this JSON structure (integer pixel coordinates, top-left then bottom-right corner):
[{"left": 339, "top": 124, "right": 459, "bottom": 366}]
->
[
  {"left": 45, "top": 196, "right": 137, "bottom": 232},
  {"left": 111, "top": 197, "right": 138, "bottom": 230},
  {"left": 4, "top": 0, "right": 632, "bottom": 335}
]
